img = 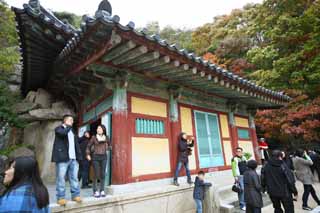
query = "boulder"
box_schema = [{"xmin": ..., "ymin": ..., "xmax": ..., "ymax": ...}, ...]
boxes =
[
  {"xmin": 14, "ymin": 102, "xmax": 40, "ymax": 114},
  {"xmin": 28, "ymin": 108, "xmax": 75, "ymax": 121},
  {"xmin": 9, "ymin": 147, "xmax": 35, "ymax": 158},
  {"xmin": 25, "ymin": 91, "xmax": 37, "ymax": 103},
  {"xmin": 34, "ymin": 88, "xmax": 53, "ymax": 108}
]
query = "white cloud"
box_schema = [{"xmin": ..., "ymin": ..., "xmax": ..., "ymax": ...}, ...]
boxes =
[{"xmin": 9, "ymin": 0, "xmax": 263, "ymax": 29}]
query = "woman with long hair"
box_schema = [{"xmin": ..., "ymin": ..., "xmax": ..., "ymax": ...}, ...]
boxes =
[
  {"xmin": 293, "ymin": 149, "xmax": 320, "ymax": 211},
  {"xmin": 0, "ymin": 156, "xmax": 50, "ymax": 212},
  {"xmin": 86, "ymin": 124, "xmax": 110, "ymax": 198}
]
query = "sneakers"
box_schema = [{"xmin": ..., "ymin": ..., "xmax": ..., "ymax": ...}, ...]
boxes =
[
  {"xmin": 173, "ymin": 180, "xmax": 180, "ymax": 186},
  {"xmin": 94, "ymin": 191, "xmax": 100, "ymax": 198},
  {"xmin": 302, "ymin": 206, "xmax": 313, "ymax": 211},
  {"xmin": 100, "ymin": 191, "xmax": 106, "ymax": 197},
  {"xmin": 72, "ymin": 196, "xmax": 82, "ymax": 203},
  {"xmin": 240, "ymin": 206, "xmax": 246, "ymax": 211},
  {"xmin": 57, "ymin": 199, "xmax": 67, "ymax": 206},
  {"xmin": 187, "ymin": 179, "xmax": 193, "ymax": 184}
]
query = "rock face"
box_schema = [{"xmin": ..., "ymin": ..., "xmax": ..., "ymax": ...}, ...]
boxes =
[
  {"xmin": 0, "ymin": 155, "xmax": 8, "ymax": 196},
  {"xmin": 10, "ymin": 88, "xmax": 76, "ymax": 182}
]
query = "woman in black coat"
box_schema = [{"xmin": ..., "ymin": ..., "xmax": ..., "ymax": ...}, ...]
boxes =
[
  {"xmin": 173, "ymin": 132, "xmax": 194, "ymax": 186},
  {"xmin": 244, "ymin": 160, "xmax": 263, "ymax": 213}
]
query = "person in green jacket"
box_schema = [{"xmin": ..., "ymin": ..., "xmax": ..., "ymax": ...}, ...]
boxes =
[{"xmin": 231, "ymin": 147, "xmax": 248, "ymax": 211}]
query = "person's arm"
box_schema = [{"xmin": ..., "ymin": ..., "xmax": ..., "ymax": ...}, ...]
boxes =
[
  {"xmin": 231, "ymin": 157, "xmax": 240, "ymax": 178},
  {"xmin": 195, "ymin": 178, "xmax": 212, "ymax": 187},
  {"xmin": 55, "ymin": 125, "xmax": 71, "ymax": 137},
  {"xmin": 281, "ymin": 164, "xmax": 298, "ymax": 196},
  {"xmin": 300, "ymin": 155, "xmax": 313, "ymax": 166},
  {"xmin": 253, "ymin": 173, "xmax": 262, "ymax": 191},
  {"xmin": 86, "ymin": 137, "xmax": 94, "ymax": 160}
]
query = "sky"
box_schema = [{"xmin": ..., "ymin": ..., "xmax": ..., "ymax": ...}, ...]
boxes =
[{"xmin": 9, "ymin": 0, "xmax": 263, "ymax": 29}]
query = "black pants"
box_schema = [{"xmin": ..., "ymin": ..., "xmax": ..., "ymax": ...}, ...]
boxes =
[
  {"xmin": 246, "ymin": 204, "xmax": 261, "ymax": 213},
  {"xmin": 270, "ymin": 195, "xmax": 294, "ymax": 213},
  {"xmin": 79, "ymin": 160, "xmax": 90, "ymax": 187},
  {"xmin": 92, "ymin": 158, "xmax": 107, "ymax": 192},
  {"xmin": 302, "ymin": 184, "xmax": 320, "ymax": 207}
]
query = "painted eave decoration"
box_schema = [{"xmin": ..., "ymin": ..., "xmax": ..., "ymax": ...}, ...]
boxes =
[{"xmin": 12, "ymin": 0, "xmax": 291, "ymax": 108}]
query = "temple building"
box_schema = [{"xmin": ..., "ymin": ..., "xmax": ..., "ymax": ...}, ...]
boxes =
[{"xmin": 12, "ymin": 0, "xmax": 290, "ymax": 187}]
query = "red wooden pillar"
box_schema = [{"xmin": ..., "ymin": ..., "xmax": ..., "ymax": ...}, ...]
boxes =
[
  {"xmin": 249, "ymin": 111, "xmax": 260, "ymax": 162},
  {"xmin": 111, "ymin": 75, "xmax": 130, "ymax": 184},
  {"xmin": 168, "ymin": 89, "xmax": 181, "ymax": 175},
  {"xmin": 228, "ymin": 110, "xmax": 238, "ymax": 155}
]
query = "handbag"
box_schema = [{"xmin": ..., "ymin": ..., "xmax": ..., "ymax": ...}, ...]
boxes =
[{"xmin": 232, "ymin": 181, "xmax": 242, "ymax": 193}]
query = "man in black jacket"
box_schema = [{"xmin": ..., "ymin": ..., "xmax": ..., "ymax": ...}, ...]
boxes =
[
  {"xmin": 261, "ymin": 150, "xmax": 298, "ymax": 213},
  {"xmin": 78, "ymin": 131, "xmax": 91, "ymax": 189},
  {"xmin": 51, "ymin": 115, "xmax": 83, "ymax": 206}
]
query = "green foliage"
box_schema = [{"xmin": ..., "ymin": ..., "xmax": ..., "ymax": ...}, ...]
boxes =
[
  {"xmin": 0, "ymin": 1, "xmax": 22, "ymax": 129},
  {"xmin": 244, "ymin": 152, "xmax": 252, "ymax": 160},
  {"xmin": 53, "ymin": 11, "xmax": 81, "ymax": 28},
  {"xmin": 140, "ymin": 21, "xmax": 194, "ymax": 51}
]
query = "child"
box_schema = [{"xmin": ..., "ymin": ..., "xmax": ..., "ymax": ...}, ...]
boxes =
[
  {"xmin": 193, "ymin": 171, "xmax": 212, "ymax": 213},
  {"xmin": 244, "ymin": 160, "xmax": 263, "ymax": 213}
]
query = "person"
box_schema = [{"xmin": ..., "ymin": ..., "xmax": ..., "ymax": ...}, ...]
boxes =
[
  {"xmin": 231, "ymin": 147, "xmax": 247, "ymax": 211},
  {"xmin": 282, "ymin": 151, "xmax": 294, "ymax": 172},
  {"xmin": 258, "ymin": 138, "xmax": 269, "ymax": 165},
  {"xmin": 244, "ymin": 160, "xmax": 263, "ymax": 213},
  {"xmin": 193, "ymin": 171, "xmax": 212, "ymax": 213},
  {"xmin": 308, "ymin": 150, "xmax": 320, "ymax": 182},
  {"xmin": 293, "ymin": 149, "xmax": 320, "ymax": 211},
  {"xmin": 0, "ymin": 156, "xmax": 50, "ymax": 212},
  {"xmin": 78, "ymin": 131, "xmax": 91, "ymax": 189},
  {"xmin": 261, "ymin": 150, "xmax": 297, "ymax": 213},
  {"xmin": 173, "ymin": 132, "xmax": 194, "ymax": 186},
  {"xmin": 51, "ymin": 114, "xmax": 82, "ymax": 206},
  {"xmin": 86, "ymin": 124, "xmax": 110, "ymax": 198}
]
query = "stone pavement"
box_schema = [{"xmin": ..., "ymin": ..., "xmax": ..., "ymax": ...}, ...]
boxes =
[{"xmin": 262, "ymin": 182, "xmax": 320, "ymax": 213}]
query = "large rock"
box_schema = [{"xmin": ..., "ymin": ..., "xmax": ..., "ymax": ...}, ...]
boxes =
[
  {"xmin": 23, "ymin": 120, "xmax": 61, "ymax": 182},
  {"xmin": 9, "ymin": 147, "xmax": 35, "ymax": 158},
  {"xmin": 34, "ymin": 88, "xmax": 53, "ymax": 108},
  {"xmin": 25, "ymin": 91, "xmax": 37, "ymax": 103},
  {"xmin": 28, "ymin": 108, "xmax": 75, "ymax": 120},
  {"xmin": 14, "ymin": 102, "xmax": 40, "ymax": 114}
]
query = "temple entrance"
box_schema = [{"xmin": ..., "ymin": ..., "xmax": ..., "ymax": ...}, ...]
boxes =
[{"xmin": 78, "ymin": 112, "xmax": 112, "ymax": 186}]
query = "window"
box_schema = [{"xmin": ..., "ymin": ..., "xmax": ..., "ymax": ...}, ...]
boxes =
[
  {"xmin": 237, "ymin": 129, "xmax": 250, "ymax": 139},
  {"xmin": 135, "ymin": 118, "xmax": 164, "ymax": 135}
]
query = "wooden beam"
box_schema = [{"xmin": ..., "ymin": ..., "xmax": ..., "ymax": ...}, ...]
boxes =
[
  {"xmin": 102, "ymin": 40, "xmax": 136, "ymax": 62},
  {"xmin": 147, "ymin": 60, "xmax": 180, "ymax": 73},
  {"xmin": 134, "ymin": 56, "xmax": 170, "ymax": 70},
  {"xmin": 68, "ymin": 32, "xmax": 121, "ymax": 75},
  {"xmin": 124, "ymin": 51, "xmax": 160, "ymax": 66},
  {"xmin": 153, "ymin": 63, "xmax": 188, "ymax": 76},
  {"xmin": 112, "ymin": 45, "xmax": 148, "ymax": 65}
]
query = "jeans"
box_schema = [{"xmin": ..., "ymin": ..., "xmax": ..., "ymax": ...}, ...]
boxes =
[
  {"xmin": 56, "ymin": 159, "xmax": 80, "ymax": 200},
  {"xmin": 92, "ymin": 159, "xmax": 107, "ymax": 192},
  {"xmin": 194, "ymin": 199, "xmax": 203, "ymax": 213},
  {"xmin": 302, "ymin": 184, "xmax": 320, "ymax": 207},
  {"xmin": 79, "ymin": 160, "xmax": 90, "ymax": 187},
  {"xmin": 246, "ymin": 204, "xmax": 261, "ymax": 213},
  {"xmin": 174, "ymin": 161, "xmax": 191, "ymax": 180},
  {"xmin": 270, "ymin": 195, "xmax": 294, "ymax": 213},
  {"xmin": 238, "ymin": 175, "xmax": 245, "ymax": 208}
]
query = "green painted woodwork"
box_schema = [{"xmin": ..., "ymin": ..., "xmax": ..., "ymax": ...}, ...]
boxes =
[
  {"xmin": 135, "ymin": 118, "xmax": 164, "ymax": 135},
  {"xmin": 237, "ymin": 129, "xmax": 250, "ymax": 139},
  {"xmin": 194, "ymin": 111, "xmax": 224, "ymax": 168}
]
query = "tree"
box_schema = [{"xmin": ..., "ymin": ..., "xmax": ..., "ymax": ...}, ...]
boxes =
[
  {"xmin": 0, "ymin": 1, "xmax": 22, "ymax": 129},
  {"xmin": 53, "ymin": 11, "xmax": 81, "ymax": 28}
]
